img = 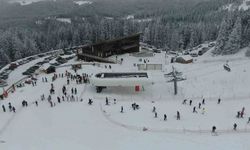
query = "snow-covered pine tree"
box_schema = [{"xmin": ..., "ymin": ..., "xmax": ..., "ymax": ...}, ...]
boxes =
[{"xmin": 223, "ymin": 17, "xmax": 242, "ymax": 55}]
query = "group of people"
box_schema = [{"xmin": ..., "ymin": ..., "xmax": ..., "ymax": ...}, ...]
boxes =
[{"xmin": 2, "ymin": 102, "xmax": 16, "ymax": 113}]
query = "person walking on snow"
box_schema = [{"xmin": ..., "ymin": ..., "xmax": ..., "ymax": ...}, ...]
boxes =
[
  {"xmin": 152, "ymin": 106, "xmax": 156, "ymax": 112},
  {"xmin": 177, "ymin": 111, "xmax": 180, "ymax": 120},
  {"xmin": 164, "ymin": 114, "xmax": 167, "ymax": 121},
  {"xmin": 233, "ymin": 123, "xmax": 237, "ymax": 131},
  {"xmin": 2, "ymin": 105, "xmax": 6, "ymax": 112},
  {"xmin": 154, "ymin": 112, "xmax": 158, "ymax": 118},
  {"xmin": 12, "ymin": 107, "xmax": 16, "ymax": 113},
  {"xmin": 218, "ymin": 98, "xmax": 221, "ymax": 104},
  {"xmin": 202, "ymin": 99, "xmax": 205, "ymax": 105}
]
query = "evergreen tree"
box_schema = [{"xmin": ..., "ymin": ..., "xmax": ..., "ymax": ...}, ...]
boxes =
[{"xmin": 224, "ymin": 17, "xmax": 242, "ymax": 54}]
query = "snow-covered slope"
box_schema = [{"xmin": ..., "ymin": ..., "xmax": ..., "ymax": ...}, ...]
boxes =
[{"xmin": 0, "ymin": 48, "xmax": 250, "ymax": 150}]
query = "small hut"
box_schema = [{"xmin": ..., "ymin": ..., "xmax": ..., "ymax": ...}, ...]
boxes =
[{"xmin": 175, "ymin": 56, "xmax": 193, "ymax": 64}]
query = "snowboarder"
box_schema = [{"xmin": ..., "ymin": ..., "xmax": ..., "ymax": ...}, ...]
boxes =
[
  {"xmin": 177, "ymin": 111, "xmax": 180, "ymax": 120},
  {"xmin": 2, "ymin": 105, "xmax": 6, "ymax": 112},
  {"xmin": 217, "ymin": 98, "xmax": 221, "ymax": 104},
  {"xmin": 233, "ymin": 123, "xmax": 237, "ymax": 131},
  {"xmin": 120, "ymin": 106, "xmax": 123, "ymax": 113},
  {"xmin": 189, "ymin": 100, "xmax": 192, "ymax": 106},
  {"xmin": 202, "ymin": 98, "xmax": 205, "ymax": 105},
  {"xmin": 164, "ymin": 114, "xmax": 167, "ymax": 121}
]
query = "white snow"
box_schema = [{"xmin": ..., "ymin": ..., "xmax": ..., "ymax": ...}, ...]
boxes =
[
  {"xmin": 0, "ymin": 47, "xmax": 250, "ymax": 150},
  {"xmin": 56, "ymin": 18, "xmax": 71, "ymax": 24},
  {"xmin": 73, "ymin": 0, "xmax": 92, "ymax": 6},
  {"xmin": 239, "ymin": 0, "xmax": 250, "ymax": 11},
  {"xmin": 222, "ymin": 0, "xmax": 250, "ymax": 11},
  {"xmin": 8, "ymin": 0, "xmax": 51, "ymax": 5}
]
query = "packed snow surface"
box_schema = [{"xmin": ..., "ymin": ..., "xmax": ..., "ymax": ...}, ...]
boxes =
[
  {"xmin": 0, "ymin": 47, "xmax": 250, "ymax": 150},
  {"xmin": 73, "ymin": 0, "xmax": 92, "ymax": 5}
]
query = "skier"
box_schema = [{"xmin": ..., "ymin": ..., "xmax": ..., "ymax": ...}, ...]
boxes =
[
  {"xmin": 71, "ymin": 88, "xmax": 74, "ymax": 94},
  {"xmin": 35, "ymin": 101, "xmax": 38, "ymax": 106},
  {"xmin": 88, "ymin": 99, "xmax": 93, "ymax": 105},
  {"xmin": 74, "ymin": 88, "xmax": 77, "ymax": 94},
  {"xmin": 57, "ymin": 97, "xmax": 61, "ymax": 103},
  {"xmin": 45, "ymin": 77, "xmax": 48, "ymax": 82},
  {"xmin": 198, "ymin": 103, "xmax": 201, "ymax": 109},
  {"xmin": 67, "ymin": 79, "xmax": 70, "ymax": 85},
  {"xmin": 247, "ymin": 117, "xmax": 250, "ymax": 124},
  {"xmin": 105, "ymin": 97, "xmax": 109, "ymax": 105},
  {"xmin": 8, "ymin": 103, "xmax": 12, "ymax": 112},
  {"xmin": 189, "ymin": 100, "xmax": 192, "ymax": 106},
  {"xmin": 212, "ymin": 126, "xmax": 216, "ymax": 133},
  {"xmin": 154, "ymin": 112, "xmax": 157, "ymax": 118},
  {"xmin": 164, "ymin": 114, "xmax": 167, "ymax": 121},
  {"xmin": 217, "ymin": 98, "xmax": 221, "ymax": 104},
  {"xmin": 177, "ymin": 111, "xmax": 180, "ymax": 120},
  {"xmin": 2, "ymin": 105, "xmax": 6, "ymax": 112},
  {"xmin": 233, "ymin": 123, "xmax": 237, "ymax": 131},
  {"xmin": 12, "ymin": 107, "xmax": 16, "ymax": 113},
  {"xmin": 182, "ymin": 99, "xmax": 187, "ymax": 104},
  {"xmin": 193, "ymin": 106, "xmax": 197, "ymax": 113},
  {"xmin": 114, "ymin": 99, "xmax": 116, "ymax": 104},
  {"xmin": 152, "ymin": 106, "xmax": 156, "ymax": 112},
  {"xmin": 202, "ymin": 98, "xmax": 205, "ymax": 105},
  {"xmin": 120, "ymin": 106, "xmax": 123, "ymax": 113},
  {"xmin": 237, "ymin": 111, "xmax": 241, "ymax": 118}
]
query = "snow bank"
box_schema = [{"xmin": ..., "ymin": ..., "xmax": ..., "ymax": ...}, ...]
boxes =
[{"xmin": 73, "ymin": 1, "xmax": 92, "ymax": 6}]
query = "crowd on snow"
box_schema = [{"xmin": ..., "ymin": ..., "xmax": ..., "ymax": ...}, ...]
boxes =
[{"xmin": 1, "ymin": 69, "xmax": 250, "ymax": 133}]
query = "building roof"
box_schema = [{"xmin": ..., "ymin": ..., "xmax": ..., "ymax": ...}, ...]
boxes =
[{"xmin": 176, "ymin": 55, "xmax": 193, "ymax": 61}]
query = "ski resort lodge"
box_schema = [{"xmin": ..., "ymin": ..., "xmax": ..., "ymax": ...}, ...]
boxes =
[{"xmin": 77, "ymin": 34, "xmax": 140, "ymax": 62}]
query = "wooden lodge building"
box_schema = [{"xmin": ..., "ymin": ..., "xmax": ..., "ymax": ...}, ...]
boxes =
[{"xmin": 77, "ymin": 33, "xmax": 140, "ymax": 63}]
